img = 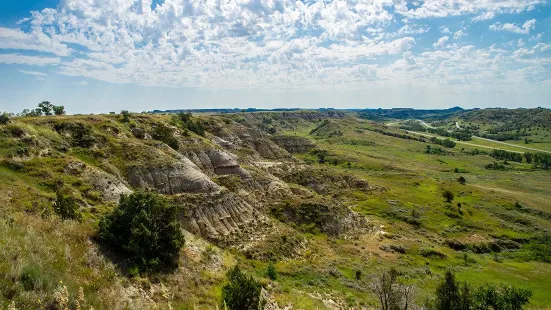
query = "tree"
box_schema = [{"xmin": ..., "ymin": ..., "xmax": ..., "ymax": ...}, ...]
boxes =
[
  {"xmin": 524, "ymin": 152, "xmax": 533, "ymax": 164},
  {"xmin": 54, "ymin": 191, "xmax": 81, "ymax": 221},
  {"xmin": 370, "ymin": 268, "xmax": 401, "ymax": 310},
  {"xmin": 38, "ymin": 101, "xmax": 54, "ymax": 115},
  {"xmin": 457, "ymin": 176, "xmax": 466, "ymax": 185},
  {"xmin": 151, "ymin": 124, "xmax": 179, "ymax": 150},
  {"xmin": 0, "ymin": 112, "xmax": 10, "ymax": 125},
  {"xmin": 435, "ymin": 270, "xmax": 460, "ymax": 310},
  {"xmin": 266, "ymin": 261, "xmax": 277, "ymax": 281},
  {"xmin": 98, "ymin": 191, "xmax": 184, "ymax": 274},
  {"xmin": 472, "ymin": 284, "xmax": 532, "ymax": 310},
  {"xmin": 442, "ymin": 190, "xmax": 454, "ymax": 203},
  {"xmin": 120, "ymin": 110, "xmax": 131, "ymax": 123},
  {"xmin": 52, "ymin": 105, "xmax": 66, "ymax": 115},
  {"xmin": 221, "ymin": 266, "xmax": 264, "ymax": 310}
]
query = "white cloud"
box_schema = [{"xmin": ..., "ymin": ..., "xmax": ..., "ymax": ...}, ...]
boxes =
[
  {"xmin": 72, "ymin": 81, "xmax": 89, "ymax": 86},
  {"xmin": 19, "ymin": 70, "xmax": 47, "ymax": 77},
  {"xmin": 490, "ymin": 19, "xmax": 536, "ymax": 35},
  {"xmin": 433, "ymin": 36, "xmax": 449, "ymax": 48},
  {"xmin": 0, "ymin": 0, "xmax": 548, "ymax": 94},
  {"xmin": 0, "ymin": 54, "xmax": 61, "ymax": 66},
  {"xmin": 0, "ymin": 27, "xmax": 71, "ymax": 56},
  {"xmin": 473, "ymin": 12, "xmax": 496, "ymax": 22},
  {"xmin": 454, "ymin": 30, "xmax": 466, "ymax": 40},
  {"xmin": 395, "ymin": 0, "xmax": 543, "ymax": 19}
]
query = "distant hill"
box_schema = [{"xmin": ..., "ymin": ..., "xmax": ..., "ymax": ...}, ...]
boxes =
[
  {"xmin": 356, "ymin": 107, "xmax": 464, "ymax": 121},
  {"xmin": 454, "ymin": 107, "xmax": 551, "ymax": 128}
]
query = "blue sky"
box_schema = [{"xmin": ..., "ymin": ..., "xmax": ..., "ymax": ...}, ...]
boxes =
[{"xmin": 0, "ymin": 0, "xmax": 550, "ymax": 114}]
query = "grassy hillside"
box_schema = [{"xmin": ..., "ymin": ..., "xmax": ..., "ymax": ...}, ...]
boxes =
[{"xmin": 0, "ymin": 110, "xmax": 550, "ymax": 309}]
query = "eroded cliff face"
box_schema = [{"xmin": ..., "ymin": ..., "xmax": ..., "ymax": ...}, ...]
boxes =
[
  {"xmin": 186, "ymin": 149, "xmax": 251, "ymax": 178},
  {"xmin": 175, "ymin": 190, "xmax": 257, "ymax": 239},
  {"xmin": 127, "ymin": 162, "xmax": 219, "ymax": 195}
]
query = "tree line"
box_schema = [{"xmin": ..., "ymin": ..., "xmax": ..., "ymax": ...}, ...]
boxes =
[
  {"xmin": 490, "ymin": 149, "xmax": 551, "ymax": 169},
  {"xmin": 370, "ymin": 268, "xmax": 532, "ymax": 310}
]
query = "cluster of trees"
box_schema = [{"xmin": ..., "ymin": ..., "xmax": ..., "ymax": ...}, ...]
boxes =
[
  {"xmin": 428, "ymin": 270, "xmax": 532, "ymax": 310},
  {"xmin": 485, "ymin": 162, "xmax": 507, "ymax": 171},
  {"xmin": 531, "ymin": 152, "xmax": 551, "ymax": 169},
  {"xmin": 21, "ymin": 101, "xmax": 65, "ymax": 116},
  {"xmin": 425, "ymin": 145, "xmax": 450, "ymax": 155},
  {"xmin": 425, "ymin": 128, "xmax": 472, "ymax": 141},
  {"xmin": 371, "ymin": 128, "xmax": 427, "ymax": 143},
  {"xmin": 430, "ymin": 137, "xmax": 456, "ymax": 148},
  {"xmin": 175, "ymin": 112, "xmax": 206, "ymax": 136},
  {"xmin": 490, "ymin": 150, "xmax": 523, "ymax": 163},
  {"xmin": 151, "ymin": 124, "xmax": 180, "ymax": 150},
  {"xmin": 369, "ymin": 269, "xmax": 533, "ymax": 310},
  {"xmin": 97, "ymin": 191, "xmax": 184, "ymax": 275}
]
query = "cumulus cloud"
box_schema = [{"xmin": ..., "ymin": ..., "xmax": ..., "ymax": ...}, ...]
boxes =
[
  {"xmin": 0, "ymin": 54, "xmax": 61, "ymax": 66},
  {"xmin": 394, "ymin": 0, "xmax": 543, "ymax": 19},
  {"xmin": 0, "ymin": 0, "xmax": 548, "ymax": 92},
  {"xmin": 454, "ymin": 30, "xmax": 466, "ymax": 40},
  {"xmin": 433, "ymin": 36, "xmax": 449, "ymax": 48},
  {"xmin": 473, "ymin": 12, "xmax": 496, "ymax": 22},
  {"xmin": 490, "ymin": 19, "xmax": 536, "ymax": 35},
  {"xmin": 0, "ymin": 27, "xmax": 71, "ymax": 56}
]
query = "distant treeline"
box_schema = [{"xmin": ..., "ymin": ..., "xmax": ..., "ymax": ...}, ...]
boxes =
[
  {"xmin": 489, "ymin": 149, "xmax": 550, "ymax": 169},
  {"xmin": 369, "ymin": 128, "xmax": 427, "ymax": 142},
  {"xmin": 358, "ymin": 107, "xmax": 464, "ymax": 121},
  {"xmin": 430, "ymin": 137, "xmax": 456, "ymax": 148}
]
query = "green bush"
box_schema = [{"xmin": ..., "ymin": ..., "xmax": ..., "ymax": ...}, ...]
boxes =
[
  {"xmin": 54, "ymin": 191, "xmax": 81, "ymax": 221},
  {"xmin": 151, "ymin": 124, "xmax": 179, "ymax": 150},
  {"xmin": 98, "ymin": 191, "xmax": 184, "ymax": 274},
  {"xmin": 221, "ymin": 266, "xmax": 264, "ymax": 310},
  {"xmin": 266, "ymin": 262, "xmax": 277, "ymax": 280},
  {"xmin": 0, "ymin": 112, "xmax": 10, "ymax": 125}
]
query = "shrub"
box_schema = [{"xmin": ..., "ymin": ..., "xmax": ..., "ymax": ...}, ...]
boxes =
[
  {"xmin": 442, "ymin": 190, "xmax": 454, "ymax": 203},
  {"xmin": 151, "ymin": 124, "xmax": 179, "ymax": 150},
  {"xmin": 0, "ymin": 112, "xmax": 10, "ymax": 125},
  {"xmin": 221, "ymin": 266, "xmax": 264, "ymax": 310},
  {"xmin": 120, "ymin": 110, "xmax": 131, "ymax": 122},
  {"xmin": 266, "ymin": 261, "xmax": 277, "ymax": 280},
  {"xmin": 54, "ymin": 191, "xmax": 81, "ymax": 221},
  {"xmin": 98, "ymin": 191, "xmax": 184, "ymax": 274},
  {"xmin": 457, "ymin": 176, "xmax": 466, "ymax": 185}
]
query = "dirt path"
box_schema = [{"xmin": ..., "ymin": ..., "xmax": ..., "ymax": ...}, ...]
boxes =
[{"xmin": 471, "ymin": 136, "xmax": 551, "ymax": 154}]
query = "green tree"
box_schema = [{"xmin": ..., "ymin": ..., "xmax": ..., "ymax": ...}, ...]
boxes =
[
  {"xmin": 266, "ymin": 261, "xmax": 277, "ymax": 281},
  {"xmin": 221, "ymin": 266, "xmax": 264, "ymax": 310},
  {"xmin": 524, "ymin": 152, "xmax": 533, "ymax": 164},
  {"xmin": 151, "ymin": 124, "xmax": 179, "ymax": 150},
  {"xmin": 442, "ymin": 190, "xmax": 454, "ymax": 203},
  {"xmin": 98, "ymin": 191, "xmax": 184, "ymax": 274},
  {"xmin": 435, "ymin": 270, "xmax": 460, "ymax": 310},
  {"xmin": 472, "ymin": 284, "xmax": 532, "ymax": 310},
  {"xmin": 38, "ymin": 101, "xmax": 54, "ymax": 115},
  {"xmin": 120, "ymin": 110, "xmax": 131, "ymax": 123},
  {"xmin": 0, "ymin": 112, "xmax": 10, "ymax": 125},
  {"xmin": 54, "ymin": 191, "xmax": 81, "ymax": 221},
  {"xmin": 52, "ymin": 105, "xmax": 66, "ymax": 115}
]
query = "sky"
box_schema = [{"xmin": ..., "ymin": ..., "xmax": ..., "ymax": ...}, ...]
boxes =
[{"xmin": 0, "ymin": 0, "xmax": 550, "ymax": 114}]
